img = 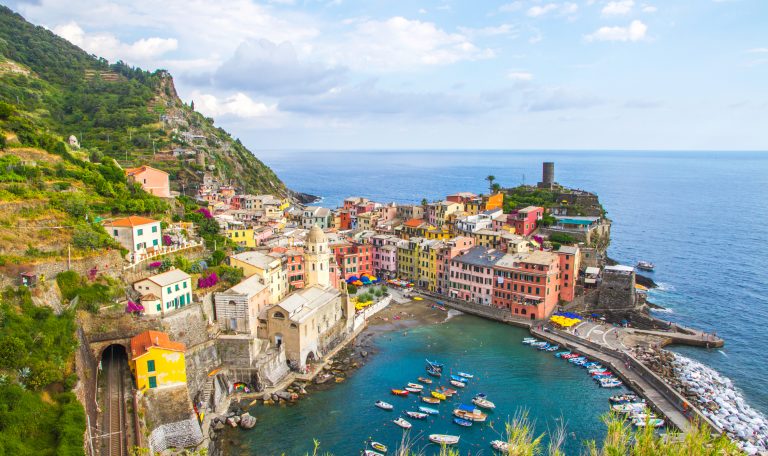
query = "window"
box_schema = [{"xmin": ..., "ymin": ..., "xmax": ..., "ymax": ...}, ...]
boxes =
[
  {"xmin": 183, "ymin": 282, "xmax": 187, "ymax": 289},
  {"xmin": 152, "ymin": 226, "xmax": 158, "ymax": 233},
  {"xmin": 167, "ymin": 286, "xmax": 172, "ymax": 294},
  {"xmin": 137, "ymin": 228, "xmax": 144, "ymax": 236},
  {"xmin": 113, "ymin": 229, "xmax": 118, "ymax": 236},
  {"xmin": 152, "ymin": 239, "xmax": 158, "ymax": 246},
  {"xmin": 175, "ymin": 284, "xmax": 179, "ymax": 291},
  {"xmin": 273, "ymin": 311, "xmax": 285, "ymax": 319},
  {"xmin": 148, "ymin": 376, "xmax": 157, "ymax": 388},
  {"xmin": 147, "ymin": 360, "xmax": 156, "ymax": 372}
]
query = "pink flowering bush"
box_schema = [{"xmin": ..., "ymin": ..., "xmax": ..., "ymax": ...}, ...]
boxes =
[
  {"xmin": 148, "ymin": 261, "xmax": 162, "ymax": 269},
  {"xmin": 162, "ymin": 234, "xmax": 173, "ymax": 246},
  {"xmin": 196, "ymin": 207, "xmax": 213, "ymax": 219},
  {"xmin": 198, "ymin": 272, "xmax": 219, "ymax": 288}
]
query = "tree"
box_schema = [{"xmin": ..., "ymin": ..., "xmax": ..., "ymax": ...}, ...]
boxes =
[
  {"xmin": 491, "ymin": 183, "xmax": 501, "ymax": 193},
  {"xmin": 0, "ymin": 135, "xmax": 6, "ymax": 150},
  {"xmin": 190, "ymin": 100, "xmax": 195, "ymax": 111},
  {"xmin": 486, "ymin": 175, "xmax": 496, "ymax": 194}
]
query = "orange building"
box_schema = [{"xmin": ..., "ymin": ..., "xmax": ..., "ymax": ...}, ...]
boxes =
[
  {"xmin": 125, "ymin": 165, "xmax": 170, "ymax": 198},
  {"xmin": 492, "ymin": 250, "xmax": 562, "ymax": 320}
]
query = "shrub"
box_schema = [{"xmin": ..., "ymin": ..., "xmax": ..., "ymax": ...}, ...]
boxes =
[
  {"xmin": 195, "ymin": 207, "xmax": 212, "ymax": 219},
  {"xmin": 549, "ymin": 232, "xmax": 575, "ymax": 245},
  {"xmin": 218, "ymin": 265, "xmax": 243, "ymax": 285},
  {"xmin": 197, "ymin": 272, "xmax": 219, "ymax": 288},
  {"xmin": 347, "ymin": 284, "xmax": 357, "ymax": 295},
  {"xmin": 210, "ymin": 250, "xmax": 226, "ymax": 266},
  {"xmin": 148, "ymin": 261, "xmax": 162, "ymax": 270},
  {"xmin": 162, "ymin": 234, "xmax": 173, "ymax": 246}
]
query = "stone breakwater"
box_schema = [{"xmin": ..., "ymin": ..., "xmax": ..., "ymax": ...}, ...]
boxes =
[{"xmin": 672, "ymin": 354, "xmax": 768, "ymax": 454}]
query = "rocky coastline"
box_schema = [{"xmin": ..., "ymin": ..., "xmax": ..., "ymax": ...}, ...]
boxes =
[{"xmin": 636, "ymin": 348, "xmax": 767, "ymax": 454}]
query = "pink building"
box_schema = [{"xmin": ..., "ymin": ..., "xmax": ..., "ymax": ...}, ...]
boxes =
[
  {"xmin": 512, "ymin": 206, "xmax": 544, "ymax": 236},
  {"xmin": 449, "ymin": 246, "xmax": 504, "ymax": 305},
  {"xmin": 492, "ymin": 250, "xmax": 561, "ymax": 320},
  {"xmin": 446, "ymin": 192, "xmax": 477, "ymax": 204},
  {"xmin": 557, "ymin": 245, "xmax": 581, "ymax": 302},
  {"xmin": 372, "ymin": 234, "xmax": 400, "ymax": 278},
  {"xmin": 436, "ymin": 236, "xmax": 475, "ymax": 294},
  {"xmin": 375, "ymin": 204, "xmax": 398, "ymax": 223},
  {"xmin": 254, "ymin": 226, "xmax": 274, "ymax": 245},
  {"xmin": 125, "ymin": 165, "xmax": 170, "ymax": 198}
]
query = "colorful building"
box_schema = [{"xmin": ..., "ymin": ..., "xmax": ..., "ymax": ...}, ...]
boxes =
[
  {"xmin": 229, "ymin": 251, "xmax": 288, "ymax": 304},
  {"xmin": 512, "ymin": 206, "xmax": 544, "ymax": 236},
  {"xmin": 435, "ymin": 236, "xmax": 475, "ymax": 294},
  {"xmin": 557, "ymin": 245, "xmax": 581, "ymax": 302},
  {"xmin": 448, "ymin": 246, "xmax": 504, "ymax": 305},
  {"xmin": 104, "ymin": 215, "xmax": 162, "ymax": 259},
  {"xmin": 427, "ymin": 201, "xmax": 463, "ymax": 229},
  {"xmin": 225, "ymin": 228, "xmax": 256, "ymax": 248},
  {"xmin": 330, "ymin": 241, "xmax": 373, "ymax": 280},
  {"xmin": 133, "ymin": 269, "xmax": 193, "ymax": 316},
  {"xmin": 400, "ymin": 218, "xmax": 433, "ymax": 239},
  {"xmin": 129, "ymin": 330, "xmax": 187, "ymax": 390},
  {"xmin": 492, "ymin": 250, "xmax": 561, "ymax": 320},
  {"xmin": 213, "ymin": 274, "xmax": 270, "ymax": 334},
  {"xmin": 270, "ymin": 247, "xmax": 306, "ymax": 291},
  {"xmin": 125, "ymin": 165, "xmax": 170, "ymax": 198}
]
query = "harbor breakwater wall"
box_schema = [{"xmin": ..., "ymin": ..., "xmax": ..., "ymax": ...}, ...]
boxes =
[{"xmin": 414, "ymin": 290, "xmax": 532, "ymax": 329}]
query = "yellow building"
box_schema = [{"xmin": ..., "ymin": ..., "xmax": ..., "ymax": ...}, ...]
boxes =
[
  {"xmin": 417, "ymin": 240, "xmax": 442, "ymax": 291},
  {"xmin": 225, "ymin": 228, "xmax": 256, "ymax": 248},
  {"xmin": 129, "ymin": 330, "xmax": 187, "ymax": 390},
  {"xmin": 229, "ymin": 251, "xmax": 287, "ymax": 304},
  {"xmin": 396, "ymin": 238, "xmax": 419, "ymax": 282},
  {"xmin": 425, "ymin": 227, "xmax": 452, "ymax": 240}
]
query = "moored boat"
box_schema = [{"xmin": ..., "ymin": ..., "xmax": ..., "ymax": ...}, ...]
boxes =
[
  {"xmin": 609, "ymin": 394, "xmax": 641, "ymax": 404},
  {"xmin": 418, "ymin": 406, "xmax": 439, "ymax": 415},
  {"xmin": 612, "ymin": 402, "xmax": 646, "ymax": 414},
  {"xmin": 422, "ymin": 396, "xmax": 440, "ymax": 404},
  {"xmin": 375, "ymin": 400, "xmax": 394, "ymax": 410},
  {"xmin": 458, "ymin": 372, "xmax": 473, "ymax": 379},
  {"xmin": 437, "ymin": 387, "xmax": 454, "ymax": 397},
  {"xmin": 472, "ymin": 396, "xmax": 496, "ymax": 410},
  {"xmin": 450, "ymin": 374, "xmax": 465, "ymax": 382},
  {"xmin": 453, "ymin": 404, "xmax": 488, "ymax": 422},
  {"xmin": 427, "ymin": 368, "xmax": 442, "ymax": 377},
  {"xmin": 417, "ymin": 377, "xmax": 433, "ymax": 384},
  {"xmin": 425, "ymin": 359, "xmax": 444, "ymax": 369},
  {"xmin": 393, "ymin": 417, "xmax": 412, "ymax": 429},
  {"xmin": 429, "ymin": 434, "xmax": 460, "ymax": 445},
  {"xmin": 636, "ymin": 261, "xmax": 655, "ymax": 271},
  {"xmin": 453, "ymin": 417, "xmax": 473, "ymax": 427},
  {"xmin": 555, "ymin": 351, "xmax": 571, "ymax": 358},
  {"xmin": 405, "ymin": 387, "xmax": 421, "ymax": 394},
  {"xmin": 450, "ymin": 380, "xmax": 466, "ymax": 388},
  {"xmin": 405, "ymin": 411, "xmax": 428, "ymax": 419},
  {"xmin": 391, "ymin": 389, "xmax": 409, "ymax": 397},
  {"xmin": 407, "ymin": 382, "xmax": 424, "ymax": 390},
  {"xmin": 431, "ymin": 391, "xmax": 447, "ymax": 400},
  {"xmin": 546, "ymin": 345, "xmax": 560, "ymax": 352},
  {"xmin": 371, "ymin": 442, "xmax": 388, "ymax": 452},
  {"xmin": 599, "ymin": 378, "xmax": 623, "ymax": 388},
  {"xmin": 491, "ymin": 440, "xmax": 510, "ymax": 452},
  {"xmin": 364, "ymin": 450, "xmax": 384, "ymax": 456},
  {"xmin": 522, "ymin": 337, "xmax": 538, "ymax": 345},
  {"xmin": 632, "ymin": 417, "xmax": 664, "ymax": 428}
]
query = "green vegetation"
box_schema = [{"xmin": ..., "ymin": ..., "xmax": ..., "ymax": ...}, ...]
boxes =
[
  {"xmin": 548, "ymin": 232, "xmax": 575, "ymax": 245},
  {"xmin": 0, "ymin": 287, "xmax": 85, "ymax": 455},
  {"xmin": 56, "ymin": 270, "xmax": 122, "ymax": 313},
  {"xmin": 356, "ymin": 292, "xmax": 373, "ymax": 303},
  {"xmin": 347, "ymin": 284, "xmax": 358, "ymax": 295},
  {"xmin": 502, "ymin": 186, "xmax": 557, "ymax": 213}
]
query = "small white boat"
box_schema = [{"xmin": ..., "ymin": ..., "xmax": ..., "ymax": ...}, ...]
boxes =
[
  {"xmin": 450, "ymin": 380, "xmax": 466, "ymax": 388},
  {"xmin": 599, "ymin": 379, "xmax": 623, "ymax": 388},
  {"xmin": 407, "ymin": 382, "xmax": 424, "ymax": 390},
  {"xmin": 458, "ymin": 372, "xmax": 473, "ymax": 379},
  {"xmin": 405, "ymin": 387, "xmax": 422, "ymax": 394},
  {"xmin": 393, "ymin": 417, "xmax": 412, "ymax": 429},
  {"xmin": 636, "ymin": 261, "xmax": 654, "ymax": 271},
  {"xmin": 491, "ymin": 440, "xmax": 509, "ymax": 452},
  {"xmin": 612, "ymin": 403, "xmax": 646, "ymax": 414},
  {"xmin": 472, "ymin": 396, "xmax": 496, "ymax": 409},
  {"xmin": 364, "ymin": 451, "xmax": 384, "ymax": 456},
  {"xmin": 429, "ymin": 434, "xmax": 460, "ymax": 445},
  {"xmin": 371, "ymin": 441, "xmax": 388, "ymax": 452},
  {"xmin": 405, "ymin": 411, "xmax": 428, "ymax": 419},
  {"xmin": 522, "ymin": 338, "xmax": 538, "ymax": 345},
  {"xmin": 375, "ymin": 400, "xmax": 394, "ymax": 410},
  {"xmin": 633, "ymin": 417, "xmax": 665, "ymax": 428}
]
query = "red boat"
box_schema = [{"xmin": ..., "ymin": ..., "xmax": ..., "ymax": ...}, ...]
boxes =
[
  {"xmin": 562, "ymin": 353, "xmax": 580, "ymax": 359},
  {"xmin": 391, "ymin": 389, "xmax": 410, "ymax": 397}
]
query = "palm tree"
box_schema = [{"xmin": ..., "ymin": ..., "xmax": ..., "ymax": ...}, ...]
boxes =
[
  {"xmin": 486, "ymin": 175, "xmax": 496, "ymax": 194},
  {"xmin": 491, "ymin": 183, "xmax": 502, "ymax": 194}
]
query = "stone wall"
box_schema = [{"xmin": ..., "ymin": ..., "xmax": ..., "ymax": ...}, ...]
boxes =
[
  {"xmin": 185, "ymin": 340, "xmax": 220, "ymax": 403},
  {"xmin": 162, "ymin": 303, "xmax": 213, "ymax": 348},
  {"xmin": 147, "ymin": 417, "xmax": 204, "ymax": 453},
  {"xmin": 217, "ymin": 335, "xmax": 261, "ymax": 367},
  {"xmin": 0, "ymin": 249, "xmax": 124, "ymax": 287},
  {"xmin": 416, "ymin": 290, "xmax": 533, "ymax": 327},
  {"xmin": 596, "ymin": 269, "xmax": 636, "ymax": 310}
]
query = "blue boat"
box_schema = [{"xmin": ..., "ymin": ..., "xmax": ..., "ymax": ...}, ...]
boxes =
[
  {"xmin": 419, "ymin": 406, "xmax": 439, "ymax": 415},
  {"xmin": 450, "ymin": 375, "xmax": 465, "ymax": 382},
  {"xmin": 458, "ymin": 372, "xmax": 473, "ymax": 379},
  {"xmin": 427, "ymin": 368, "xmax": 442, "ymax": 377},
  {"xmin": 453, "ymin": 417, "xmax": 473, "ymax": 427},
  {"xmin": 425, "ymin": 359, "xmax": 444, "ymax": 369},
  {"xmin": 555, "ymin": 351, "xmax": 571, "ymax": 358}
]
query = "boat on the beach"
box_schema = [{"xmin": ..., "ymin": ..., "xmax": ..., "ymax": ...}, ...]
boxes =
[
  {"xmin": 458, "ymin": 372, "xmax": 473, "ymax": 379},
  {"xmin": 393, "ymin": 417, "xmax": 412, "ymax": 429},
  {"xmin": 375, "ymin": 401, "xmax": 394, "ymax": 410},
  {"xmin": 422, "ymin": 396, "xmax": 440, "ymax": 404},
  {"xmin": 364, "ymin": 450, "xmax": 384, "ymax": 456},
  {"xmin": 405, "ymin": 411, "xmax": 428, "ymax": 419},
  {"xmin": 431, "ymin": 391, "xmax": 447, "ymax": 400},
  {"xmin": 405, "ymin": 387, "xmax": 422, "ymax": 394},
  {"xmin": 450, "ymin": 380, "xmax": 466, "ymax": 388},
  {"xmin": 453, "ymin": 404, "xmax": 488, "ymax": 422},
  {"xmin": 472, "ymin": 396, "xmax": 496, "ymax": 410},
  {"xmin": 391, "ymin": 389, "xmax": 409, "ymax": 397},
  {"xmin": 419, "ymin": 406, "xmax": 439, "ymax": 415},
  {"xmin": 453, "ymin": 417, "xmax": 473, "ymax": 427},
  {"xmin": 491, "ymin": 440, "xmax": 510, "ymax": 452},
  {"xmin": 371, "ymin": 442, "xmax": 388, "ymax": 452},
  {"xmin": 417, "ymin": 377, "xmax": 433, "ymax": 384},
  {"xmin": 407, "ymin": 382, "xmax": 424, "ymax": 390},
  {"xmin": 429, "ymin": 434, "xmax": 460, "ymax": 445},
  {"xmin": 636, "ymin": 261, "xmax": 655, "ymax": 271}
]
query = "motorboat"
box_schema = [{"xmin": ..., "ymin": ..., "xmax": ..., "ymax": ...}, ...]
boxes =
[
  {"xmin": 537, "ymin": 343, "xmax": 551, "ymax": 350},
  {"xmin": 458, "ymin": 372, "xmax": 473, "ymax": 379},
  {"xmin": 405, "ymin": 411, "xmax": 428, "ymax": 419},
  {"xmin": 371, "ymin": 442, "xmax": 388, "ymax": 453},
  {"xmin": 391, "ymin": 389, "xmax": 409, "ymax": 397},
  {"xmin": 546, "ymin": 345, "xmax": 560, "ymax": 352},
  {"xmin": 453, "ymin": 404, "xmax": 488, "ymax": 422},
  {"xmin": 522, "ymin": 337, "xmax": 538, "ymax": 345},
  {"xmin": 364, "ymin": 451, "xmax": 384, "ymax": 456},
  {"xmin": 453, "ymin": 417, "xmax": 473, "ymax": 427},
  {"xmin": 612, "ymin": 403, "xmax": 646, "ymax": 414},
  {"xmin": 636, "ymin": 261, "xmax": 655, "ymax": 271},
  {"xmin": 562, "ymin": 353, "xmax": 580, "ymax": 359},
  {"xmin": 393, "ymin": 417, "xmax": 412, "ymax": 429},
  {"xmin": 609, "ymin": 394, "xmax": 642, "ymax": 404},
  {"xmin": 472, "ymin": 396, "xmax": 496, "ymax": 410},
  {"xmin": 633, "ymin": 417, "xmax": 664, "ymax": 428},
  {"xmin": 405, "ymin": 387, "xmax": 422, "ymax": 394},
  {"xmin": 422, "ymin": 396, "xmax": 440, "ymax": 404},
  {"xmin": 375, "ymin": 401, "xmax": 394, "ymax": 410},
  {"xmin": 427, "ymin": 368, "xmax": 442, "ymax": 377},
  {"xmin": 431, "ymin": 391, "xmax": 447, "ymax": 400},
  {"xmin": 554, "ymin": 351, "xmax": 571, "ymax": 358},
  {"xmin": 599, "ymin": 378, "xmax": 623, "ymax": 388},
  {"xmin": 491, "ymin": 440, "xmax": 509, "ymax": 452},
  {"xmin": 426, "ymin": 359, "xmax": 444, "ymax": 369},
  {"xmin": 417, "ymin": 377, "xmax": 433, "ymax": 384},
  {"xmin": 429, "ymin": 434, "xmax": 460, "ymax": 445},
  {"xmin": 407, "ymin": 382, "xmax": 424, "ymax": 390},
  {"xmin": 418, "ymin": 406, "xmax": 439, "ymax": 415},
  {"xmin": 450, "ymin": 380, "xmax": 466, "ymax": 388}
]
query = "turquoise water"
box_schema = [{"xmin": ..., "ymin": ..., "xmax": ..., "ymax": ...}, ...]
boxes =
[{"xmin": 230, "ymin": 315, "xmax": 625, "ymax": 455}]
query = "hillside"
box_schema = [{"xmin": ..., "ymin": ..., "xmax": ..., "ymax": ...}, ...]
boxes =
[{"xmin": 0, "ymin": 5, "xmax": 286, "ymax": 197}]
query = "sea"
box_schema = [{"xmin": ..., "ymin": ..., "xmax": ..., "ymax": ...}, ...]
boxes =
[{"xmin": 232, "ymin": 150, "xmax": 768, "ymax": 454}]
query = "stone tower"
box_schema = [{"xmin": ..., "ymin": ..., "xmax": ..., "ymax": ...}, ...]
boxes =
[{"xmin": 305, "ymin": 225, "xmax": 330, "ymax": 287}]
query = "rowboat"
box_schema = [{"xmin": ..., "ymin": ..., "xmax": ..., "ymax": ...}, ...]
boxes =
[
  {"xmin": 453, "ymin": 417, "xmax": 473, "ymax": 427},
  {"xmin": 422, "ymin": 396, "xmax": 440, "ymax": 404},
  {"xmin": 427, "ymin": 368, "xmax": 442, "ymax": 377},
  {"xmin": 364, "ymin": 451, "xmax": 384, "ymax": 456},
  {"xmin": 418, "ymin": 406, "xmax": 439, "ymax": 415},
  {"xmin": 599, "ymin": 378, "xmax": 623, "ymax": 388},
  {"xmin": 609, "ymin": 394, "xmax": 642, "ymax": 404},
  {"xmin": 405, "ymin": 411, "xmax": 428, "ymax": 419},
  {"xmin": 554, "ymin": 351, "xmax": 571, "ymax": 357},
  {"xmin": 371, "ymin": 442, "xmax": 388, "ymax": 452},
  {"xmin": 450, "ymin": 375, "xmax": 465, "ymax": 382},
  {"xmin": 546, "ymin": 345, "xmax": 560, "ymax": 352},
  {"xmin": 450, "ymin": 380, "xmax": 466, "ymax": 388},
  {"xmin": 437, "ymin": 386, "xmax": 456, "ymax": 396},
  {"xmin": 457, "ymin": 372, "xmax": 473, "ymax": 379},
  {"xmin": 393, "ymin": 417, "xmax": 412, "ymax": 429},
  {"xmin": 453, "ymin": 404, "xmax": 488, "ymax": 422},
  {"xmin": 632, "ymin": 417, "xmax": 664, "ymax": 428},
  {"xmin": 429, "ymin": 434, "xmax": 460, "ymax": 445},
  {"xmin": 407, "ymin": 382, "xmax": 424, "ymax": 390},
  {"xmin": 472, "ymin": 396, "xmax": 496, "ymax": 410},
  {"xmin": 425, "ymin": 359, "xmax": 444, "ymax": 369},
  {"xmin": 375, "ymin": 401, "xmax": 393, "ymax": 410},
  {"xmin": 417, "ymin": 377, "xmax": 433, "ymax": 384},
  {"xmin": 431, "ymin": 391, "xmax": 447, "ymax": 400},
  {"xmin": 405, "ymin": 387, "xmax": 422, "ymax": 394},
  {"xmin": 391, "ymin": 389, "xmax": 409, "ymax": 397},
  {"xmin": 491, "ymin": 440, "xmax": 510, "ymax": 452}
]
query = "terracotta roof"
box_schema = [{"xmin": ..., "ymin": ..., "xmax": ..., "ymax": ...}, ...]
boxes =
[
  {"xmin": 130, "ymin": 330, "xmax": 186, "ymax": 359},
  {"xmin": 139, "ymin": 293, "xmax": 160, "ymax": 301},
  {"xmin": 125, "ymin": 165, "xmax": 169, "ymax": 176},
  {"xmin": 404, "ymin": 218, "xmax": 425, "ymax": 228},
  {"xmin": 103, "ymin": 215, "xmax": 159, "ymax": 228}
]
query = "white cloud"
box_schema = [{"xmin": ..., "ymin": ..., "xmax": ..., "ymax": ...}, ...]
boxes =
[
  {"xmin": 508, "ymin": 71, "xmax": 533, "ymax": 81},
  {"xmin": 337, "ymin": 17, "xmax": 494, "ymax": 70},
  {"xmin": 192, "ymin": 91, "xmax": 278, "ymax": 119},
  {"xmin": 585, "ymin": 20, "xmax": 648, "ymax": 42},
  {"xmin": 527, "ymin": 4, "xmax": 559, "ymax": 17},
  {"xmin": 601, "ymin": 0, "xmax": 634, "ymax": 16},
  {"xmin": 418, "ymin": 8, "xmax": 428, "ymax": 14},
  {"xmin": 499, "ymin": 1, "xmax": 524, "ymax": 12},
  {"xmin": 458, "ymin": 24, "xmax": 518, "ymax": 38},
  {"xmin": 52, "ymin": 21, "xmax": 177, "ymax": 64},
  {"xmin": 527, "ymin": 2, "xmax": 578, "ymax": 18},
  {"xmin": 641, "ymin": 4, "xmax": 657, "ymax": 13}
]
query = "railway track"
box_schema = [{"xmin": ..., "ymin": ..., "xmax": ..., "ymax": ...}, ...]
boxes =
[{"xmin": 102, "ymin": 348, "xmax": 127, "ymax": 456}]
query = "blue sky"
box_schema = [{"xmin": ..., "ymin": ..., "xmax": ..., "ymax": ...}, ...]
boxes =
[{"xmin": 5, "ymin": 0, "xmax": 768, "ymax": 150}]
